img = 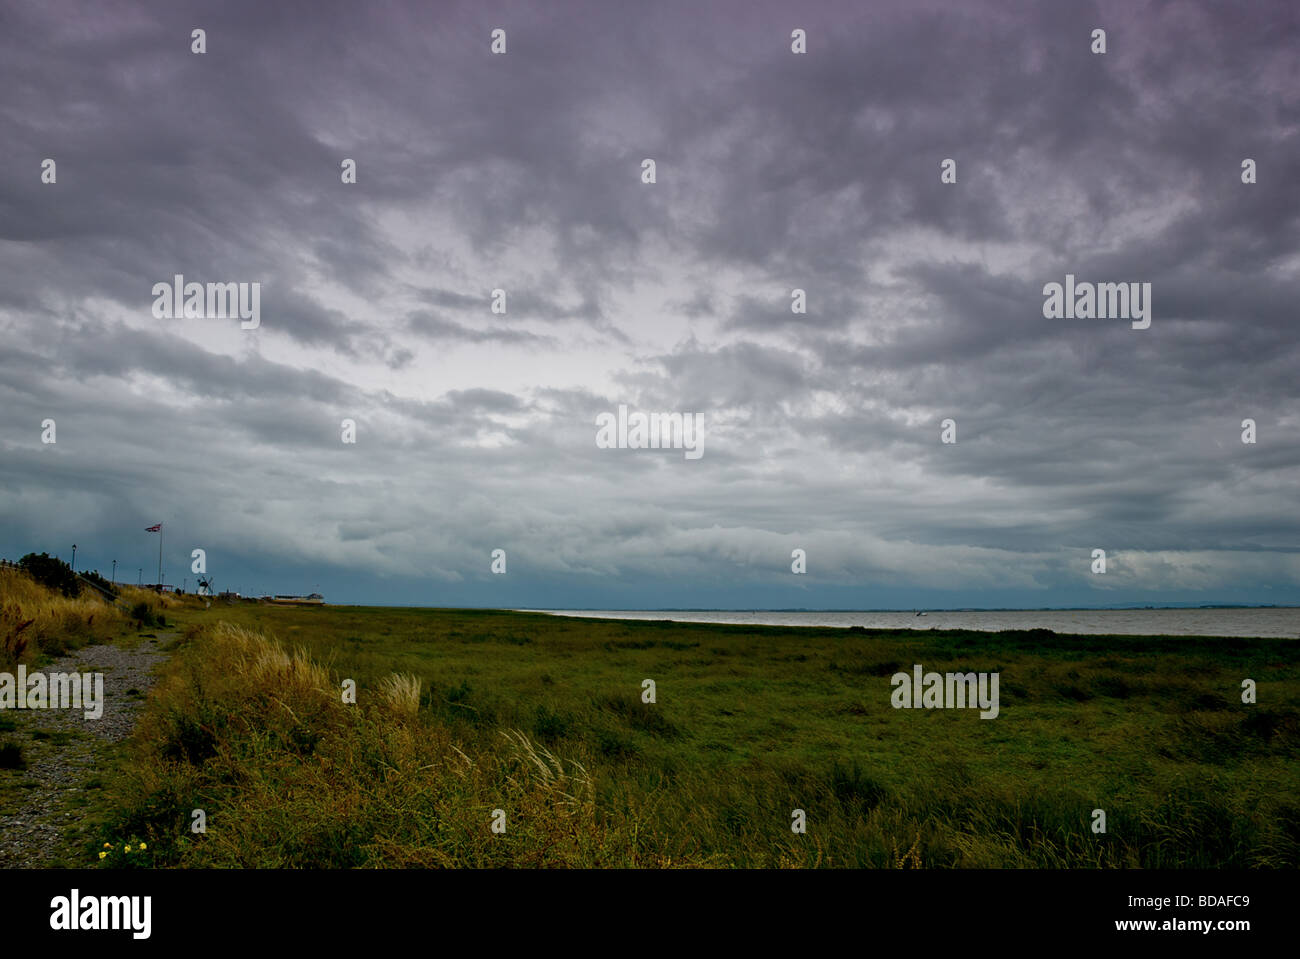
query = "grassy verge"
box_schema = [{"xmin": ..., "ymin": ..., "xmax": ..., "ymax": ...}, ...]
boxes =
[
  {"xmin": 0, "ymin": 566, "xmax": 130, "ymax": 667},
  {"xmin": 94, "ymin": 605, "xmax": 1300, "ymax": 867}
]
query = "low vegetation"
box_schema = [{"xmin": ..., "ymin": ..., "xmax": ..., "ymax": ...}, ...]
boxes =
[
  {"xmin": 0, "ymin": 565, "xmax": 126, "ymax": 666},
  {"xmin": 96, "ymin": 604, "xmax": 1300, "ymax": 868}
]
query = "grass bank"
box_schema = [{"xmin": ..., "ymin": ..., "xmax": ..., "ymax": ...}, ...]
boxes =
[{"xmin": 0, "ymin": 566, "xmax": 137, "ymax": 667}]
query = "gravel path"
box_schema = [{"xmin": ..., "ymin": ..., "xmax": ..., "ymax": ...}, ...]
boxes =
[{"xmin": 0, "ymin": 633, "xmax": 174, "ymax": 867}]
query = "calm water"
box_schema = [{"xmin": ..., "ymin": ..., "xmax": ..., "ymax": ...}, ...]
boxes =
[{"xmin": 531, "ymin": 608, "xmax": 1300, "ymax": 639}]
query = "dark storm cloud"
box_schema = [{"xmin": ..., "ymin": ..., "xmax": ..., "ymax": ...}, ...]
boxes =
[{"xmin": 1, "ymin": 0, "xmax": 1297, "ymax": 607}]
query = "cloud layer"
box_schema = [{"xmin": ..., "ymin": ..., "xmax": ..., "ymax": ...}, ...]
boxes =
[{"xmin": 2, "ymin": 0, "xmax": 1297, "ymax": 608}]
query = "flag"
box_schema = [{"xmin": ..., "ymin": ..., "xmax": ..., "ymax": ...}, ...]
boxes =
[{"xmin": 145, "ymin": 524, "xmax": 162, "ymax": 532}]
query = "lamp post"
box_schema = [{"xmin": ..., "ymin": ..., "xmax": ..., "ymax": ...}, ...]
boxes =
[
  {"xmin": 111, "ymin": 560, "xmax": 116, "ymax": 585},
  {"xmin": 71, "ymin": 544, "xmax": 77, "ymax": 572}
]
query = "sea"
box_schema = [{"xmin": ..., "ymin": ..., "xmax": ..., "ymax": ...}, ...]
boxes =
[{"xmin": 528, "ymin": 607, "xmax": 1300, "ymax": 639}]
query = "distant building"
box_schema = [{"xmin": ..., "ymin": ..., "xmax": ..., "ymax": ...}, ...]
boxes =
[{"xmin": 270, "ymin": 594, "xmax": 325, "ymax": 605}]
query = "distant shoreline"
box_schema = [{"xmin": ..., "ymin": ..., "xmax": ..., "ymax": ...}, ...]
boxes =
[
  {"xmin": 518, "ymin": 607, "xmax": 1300, "ymax": 640},
  {"xmin": 517, "ymin": 604, "xmax": 1299, "ymax": 613}
]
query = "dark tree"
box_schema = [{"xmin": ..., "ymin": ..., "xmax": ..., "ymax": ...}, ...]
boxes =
[{"xmin": 18, "ymin": 552, "xmax": 78, "ymax": 597}]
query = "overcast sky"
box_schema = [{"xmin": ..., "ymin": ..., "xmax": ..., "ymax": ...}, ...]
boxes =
[{"xmin": 2, "ymin": 0, "xmax": 1297, "ymax": 609}]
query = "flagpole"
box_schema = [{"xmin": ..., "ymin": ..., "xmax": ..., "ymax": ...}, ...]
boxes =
[{"xmin": 157, "ymin": 523, "xmax": 163, "ymax": 591}]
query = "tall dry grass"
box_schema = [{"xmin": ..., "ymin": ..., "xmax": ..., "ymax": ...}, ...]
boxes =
[
  {"xmin": 116, "ymin": 585, "xmax": 184, "ymax": 610},
  {"xmin": 110, "ymin": 622, "xmax": 661, "ymax": 867},
  {"xmin": 0, "ymin": 566, "xmax": 125, "ymax": 665}
]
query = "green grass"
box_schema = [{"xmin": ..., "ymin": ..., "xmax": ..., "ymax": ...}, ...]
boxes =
[{"xmin": 94, "ymin": 604, "xmax": 1300, "ymax": 868}]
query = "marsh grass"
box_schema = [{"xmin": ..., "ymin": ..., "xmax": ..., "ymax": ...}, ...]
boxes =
[{"xmin": 96, "ymin": 606, "xmax": 1300, "ymax": 868}]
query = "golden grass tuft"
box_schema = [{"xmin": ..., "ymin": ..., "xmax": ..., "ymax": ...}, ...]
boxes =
[
  {"xmin": 376, "ymin": 672, "xmax": 422, "ymax": 718},
  {"xmin": 499, "ymin": 727, "xmax": 593, "ymax": 806},
  {"xmin": 221, "ymin": 623, "xmax": 334, "ymax": 696}
]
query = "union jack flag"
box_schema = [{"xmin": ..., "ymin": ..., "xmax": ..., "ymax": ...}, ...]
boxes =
[{"xmin": 145, "ymin": 524, "xmax": 162, "ymax": 532}]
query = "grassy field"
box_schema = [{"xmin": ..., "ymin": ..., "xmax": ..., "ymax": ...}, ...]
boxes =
[{"xmin": 86, "ymin": 600, "xmax": 1300, "ymax": 868}]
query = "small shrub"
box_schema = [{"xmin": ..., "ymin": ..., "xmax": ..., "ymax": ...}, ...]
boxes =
[
  {"xmin": 1092, "ymin": 675, "xmax": 1133, "ymax": 699},
  {"xmin": 829, "ymin": 760, "xmax": 890, "ymax": 813},
  {"xmin": 0, "ymin": 741, "xmax": 26, "ymax": 770},
  {"xmin": 595, "ymin": 727, "xmax": 638, "ymax": 757},
  {"xmin": 159, "ymin": 715, "xmax": 218, "ymax": 765},
  {"xmin": 596, "ymin": 693, "xmax": 680, "ymax": 738},
  {"xmin": 79, "ymin": 569, "xmax": 118, "ymax": 599},
  {"xmin": 533, "ymin": 705, "xmax": 571, "ymax": 742},
  {"xmin": 129, "ymin": 602, "xmax": 160, "ymax": 627}
]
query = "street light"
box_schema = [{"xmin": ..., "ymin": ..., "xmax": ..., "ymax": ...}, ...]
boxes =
[
  {"xmin": 111, "ymin": 560, "xmax": 116, "ymax": 585},
  {"xmin": 71, "ymin": 544, "xmax": 77, "ymax": 572}
]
